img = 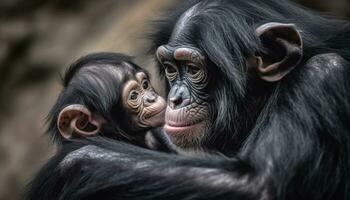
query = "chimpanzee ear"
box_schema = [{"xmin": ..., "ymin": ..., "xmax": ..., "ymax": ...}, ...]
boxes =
[
  {"xmin": 252, "ymin": 22, "xmax": 303, "ymax": 82},
  {"xmin": 57, "ymin": 104, "xmax": 105, "ymax": 139}
]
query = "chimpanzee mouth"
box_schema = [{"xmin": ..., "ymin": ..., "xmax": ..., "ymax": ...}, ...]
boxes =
[
  {"xmin": 145, "ymin": 109, "xmax": 165, "ymax": 120},
  {"xmin": 165, "ymin": 119, "xmax": 204, "ymax": 127},
  {"xmin": 164, "ymin": 121, "xmax": 205, "ymax": 135},
  {"xmin": 164, "ymin": 105, "xmax": 208, "ymax": 135},
  {"xmin": 143, "ymin": 99, "xmax": 167, "ymax": 120},
  {"xmin": 141, "ymin": 109, "xmax": 166, "ymax": 128}
]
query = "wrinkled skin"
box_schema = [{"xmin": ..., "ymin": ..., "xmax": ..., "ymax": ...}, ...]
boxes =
[
  {"xmin": 122, "ymin": 71, "xmax": 167, "ymax": 131},
  {"xmin": 156, "ymin": 46, "xmax": 212, "ymax": 149}
]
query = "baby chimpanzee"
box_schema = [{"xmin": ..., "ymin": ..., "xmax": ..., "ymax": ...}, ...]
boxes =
[{"xmin": 48, "ymin": 52, "xmax": 175, "ymax": 152}]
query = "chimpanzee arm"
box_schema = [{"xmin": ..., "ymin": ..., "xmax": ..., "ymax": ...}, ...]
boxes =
[{"xmin": 44, "ymin": 138, "xmax": 271, "ymax": 200}]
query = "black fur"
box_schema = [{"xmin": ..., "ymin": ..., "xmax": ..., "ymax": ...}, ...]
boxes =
[
  {"xmin": 27, "ymin": 0, "xmax": 350, "ymax": 200},
  {"xmin": 151, "ymin": 0, "xmax": 350, "ymax": 153}
]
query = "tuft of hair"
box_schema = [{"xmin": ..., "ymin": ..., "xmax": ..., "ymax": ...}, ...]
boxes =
[{"xmin": 62, "ymin": 53, "xmax": 136, "ymax": 87}]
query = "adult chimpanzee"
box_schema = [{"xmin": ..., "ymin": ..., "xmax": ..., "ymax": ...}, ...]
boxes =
[
  {"xmin": 153, "ymin": 0, "xmax": 350, "ymax": 154},
  {"xmin": 27, "ymin": 0, "xmax": 350, "ymax": 200},
  {"xmin": 47, "ymin": 52, "xmax": 174, "ymax": 150}
]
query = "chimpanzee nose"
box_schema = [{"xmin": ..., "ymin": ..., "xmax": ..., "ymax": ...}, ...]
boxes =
[
  {"xmin": 168, "ymin": 85, "xmax": 190, "ymax": 109},
  {"xmin": 143, "ymin": 92, "xmax": 157, "ymax": 107},
  {"xmin": 169, "ymin": 96, "xmax": 183, "ymax": 109}
]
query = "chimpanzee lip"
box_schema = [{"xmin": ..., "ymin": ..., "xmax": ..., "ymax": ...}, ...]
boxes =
[
  {"xmin": 165, "ymin": 105, "xmax": 207, "ymax": 128},
  {"xmin": 145, "ymin": 108, "xmax": 165, "ymax": 120},
  {"xmin": 164, "ymin": 121, "xmax": 204, "ymax": 135},
  {"xmin": 165, "ymin": 119, "xmax": 203, "ymax": 127}
]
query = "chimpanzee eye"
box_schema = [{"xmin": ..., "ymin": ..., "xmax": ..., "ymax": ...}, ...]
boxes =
[
  {"xmin": 142, "ymin": 80, "xmax": 149, "ymax": 90},
  {"xmin": 187, "ymin": 64, "xmax": 200, "ymax": 75},
  {"xmin": 163, "ymin": 62, "xmax": 178, "ymax": 81},
  {"xmin": 129, "ymin": 90, "xmax": 139, "ymax": 101},
  {"xmin": 164, "ymin": 63, "xmax": 177, "ymax": 74}
]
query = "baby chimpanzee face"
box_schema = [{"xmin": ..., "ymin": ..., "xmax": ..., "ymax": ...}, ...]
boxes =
[
  {"xmin": 122, "ymin": 71, "xmax": 166, "ymax": 131},
  {"xmin": 54, "ymin": 53, "xmax": 166, "ymax": 141}
]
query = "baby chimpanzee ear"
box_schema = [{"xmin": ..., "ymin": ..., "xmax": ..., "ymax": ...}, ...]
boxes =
[{"xmin": 57, "ymin": 104, "xmax": 105, "ymax": 139}]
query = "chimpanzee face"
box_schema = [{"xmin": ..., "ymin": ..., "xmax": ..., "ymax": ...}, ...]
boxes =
[
  {"xmin": 122, "ymin": 71, "xmax": 166, "ymax": 131},
  {"xmin": 56, "ymin": 58, "xmax": 167, "ymax": 140},
  {"xmin": 155, "ymin": 4, "xmax": 303, "ymax": 150},
  {"xmin": 156, "ymin": 46, "xmax": 212, "ymax": 148}
]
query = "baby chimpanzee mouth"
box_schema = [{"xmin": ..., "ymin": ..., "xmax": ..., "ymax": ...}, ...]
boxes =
[{"xmin": 145, "ymin": 108, "xmax": 165, "ymax": 119}]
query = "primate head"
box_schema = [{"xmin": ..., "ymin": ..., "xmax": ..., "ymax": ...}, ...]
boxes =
[
  {"xmin": 47, "ymin": 53, "xmax": 166, "ymax": 143},
  {"xmin": 153, "ymin": 1, "xmax": 303, "ymax": 151}
]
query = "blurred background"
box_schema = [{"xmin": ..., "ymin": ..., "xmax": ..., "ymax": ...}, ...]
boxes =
[{"xmin": 0, "ymin": 0, "xmax": 349, "ymax": 199}]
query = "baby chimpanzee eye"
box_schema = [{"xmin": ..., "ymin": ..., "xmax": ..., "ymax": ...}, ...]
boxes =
[
  {"xmin": 129, "ymin": 90, "xmax": 139, "ymax": 101},
  {"xmin": 142, "ymin": 80, "xmax": 149, "ymax": 90}
]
